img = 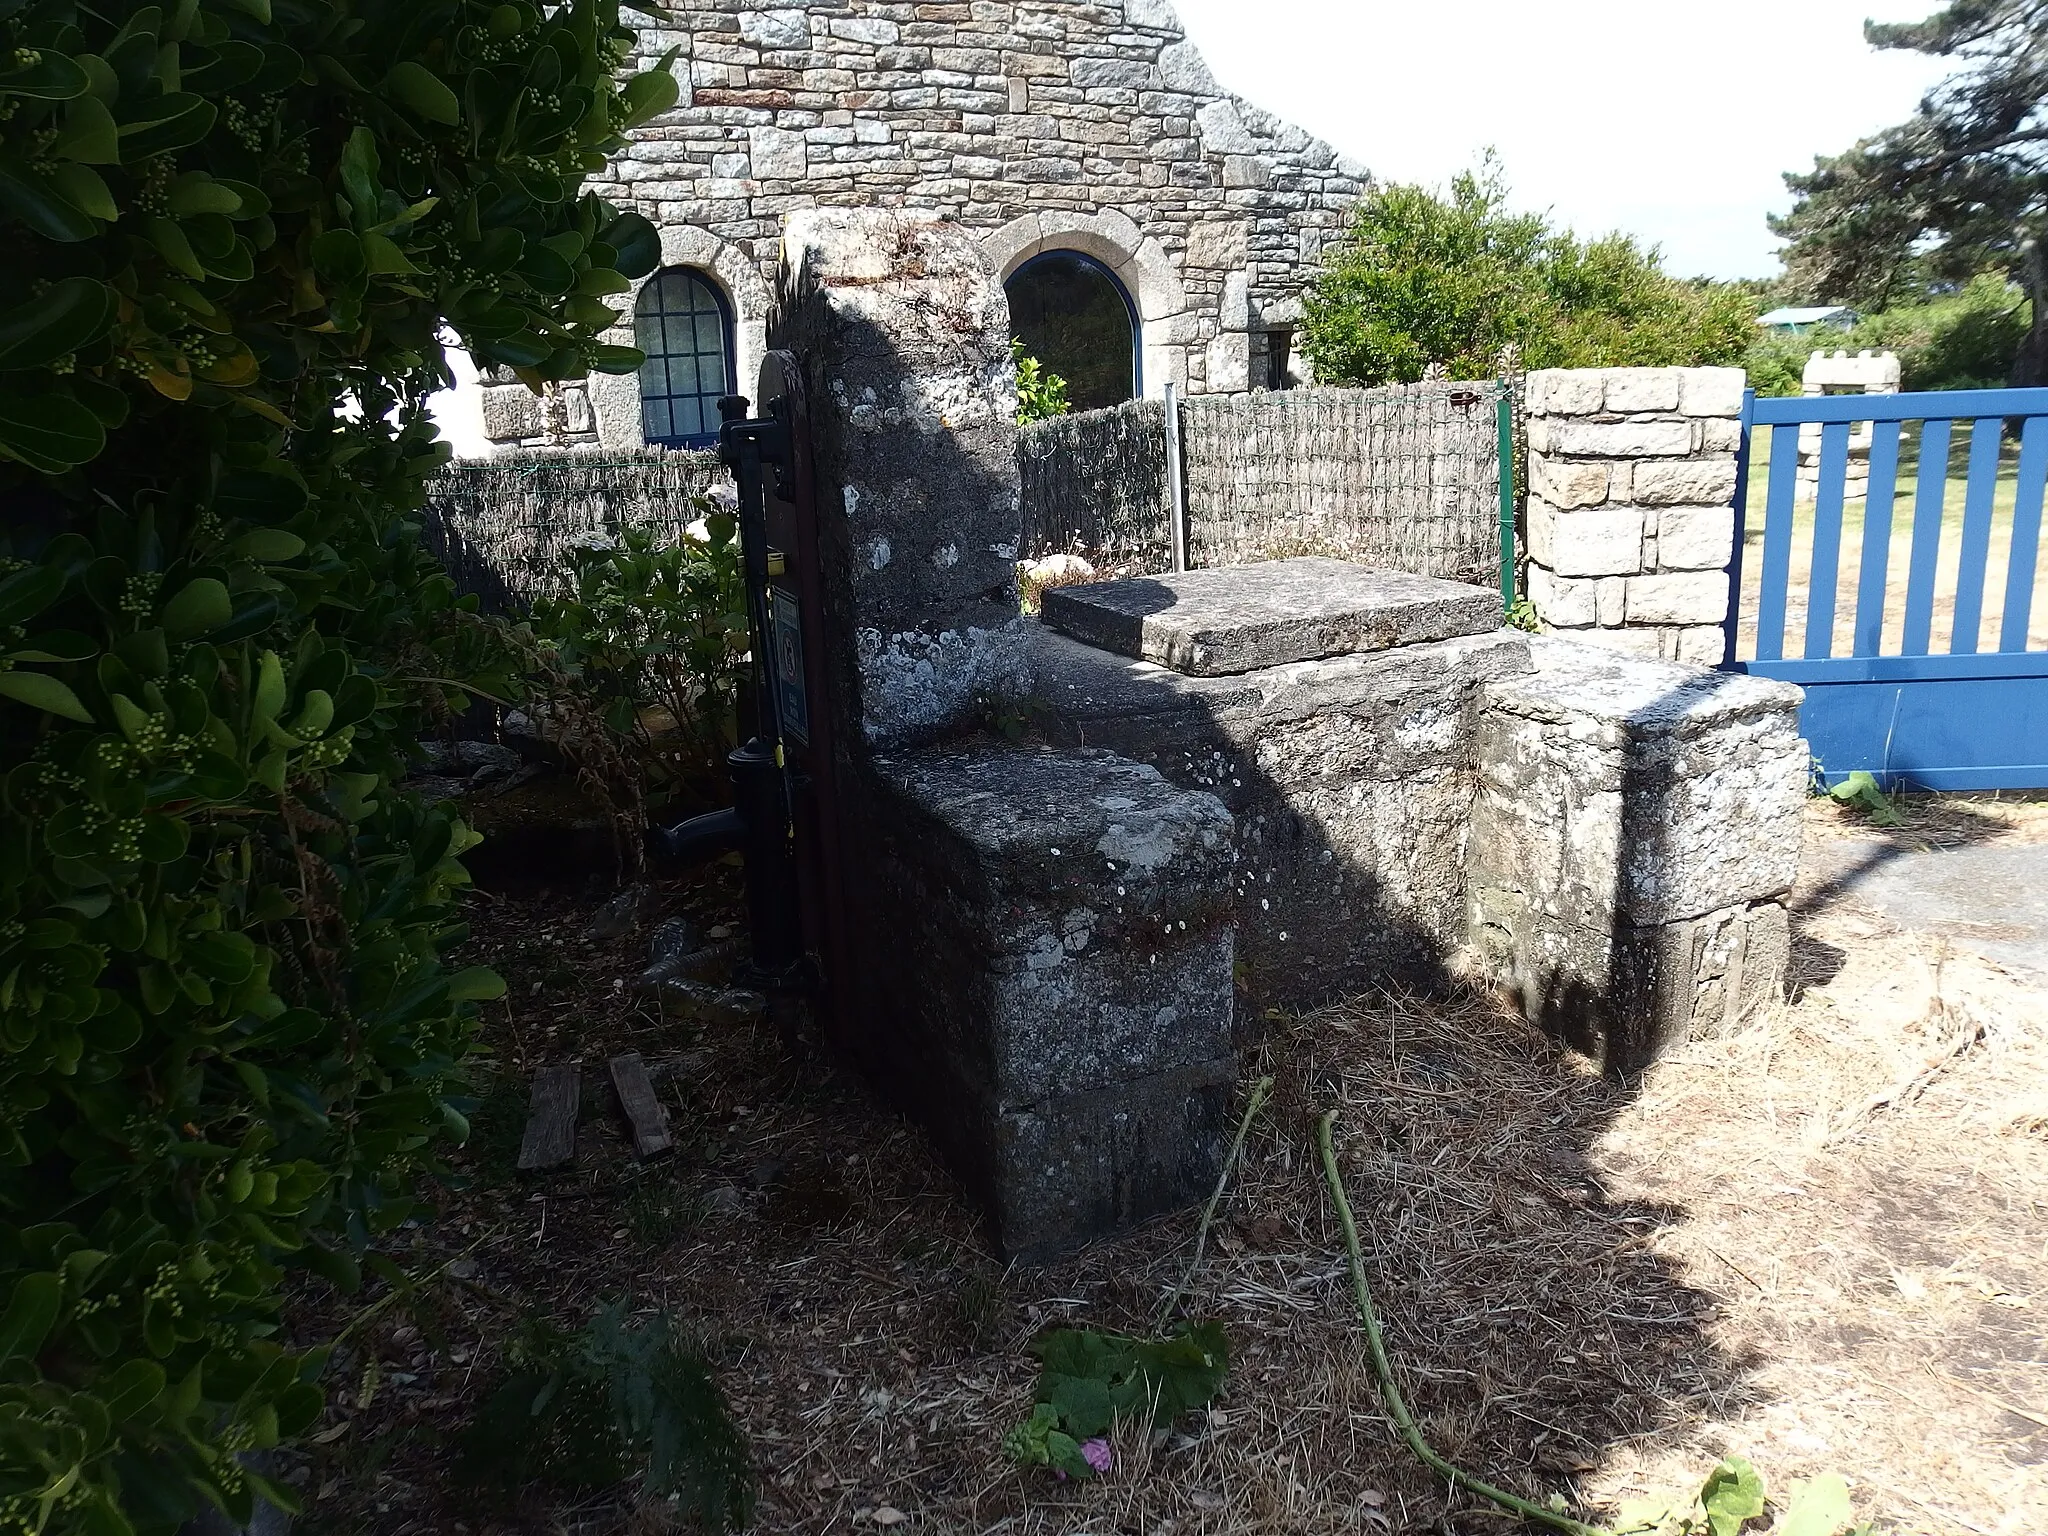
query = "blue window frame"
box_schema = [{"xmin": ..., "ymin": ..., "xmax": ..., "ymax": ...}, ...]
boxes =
[{"xmin": 636, "ymin": 267, "xmax": 735, "ymax": 449}]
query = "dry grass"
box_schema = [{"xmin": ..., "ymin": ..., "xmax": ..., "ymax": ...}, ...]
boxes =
[{"xmin": 300, "ymin": 801, "xmax": 2048, "ymax": 1536}]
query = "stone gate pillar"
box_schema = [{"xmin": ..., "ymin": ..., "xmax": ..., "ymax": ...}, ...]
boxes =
[
  {"xmin": 771, "ymin": 211, "xmax": 1239, "ymax": 1261},
  {"xmin": 1523, "ymin": 367, "xmax": 1745, "ymax": 667}
]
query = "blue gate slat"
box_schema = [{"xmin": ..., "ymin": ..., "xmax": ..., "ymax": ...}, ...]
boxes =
[
  {"xmin": 2000, "ymin": 414, "xmax": 2048, "ymax": 652},
  {"xmin": 1853, "ymin": 420, "xmax": 1902, "ymax": 656},
  {"xmin": 1755, "ymin": 421, "xmax": 1801, "ymax": 661},
  {"xmin": 1949, "ymin": 417, "xmax": 2005, "ymax": 654},
  {"xmin": 1902, "ymin": 418, "xmax": 1952, "ymax": 655},
  {"xmin": 1804, "ymin": 420, "xmax": 1853, "ymax": 657}
]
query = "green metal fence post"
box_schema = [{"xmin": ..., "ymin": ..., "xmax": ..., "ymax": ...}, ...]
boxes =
[{"xmin": 1495, "ymin": 380, "xmax": 1516, "ymax": 613}]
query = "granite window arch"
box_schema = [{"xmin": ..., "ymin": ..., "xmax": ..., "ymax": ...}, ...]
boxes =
[
  {"xmin": 635, "ymin": 266, "xmax": 736, "ymax": 449},
  {"xmin": 1004, "ymin": 249, "xmax": 1141, "ymax": 412}
]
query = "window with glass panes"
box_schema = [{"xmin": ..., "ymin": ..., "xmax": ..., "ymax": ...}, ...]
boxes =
[{"xmin": 635, "ymin": 268, "xmax": 735, "ymax": 449}]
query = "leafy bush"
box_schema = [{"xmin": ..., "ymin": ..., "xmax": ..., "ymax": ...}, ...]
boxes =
[
  {"xmin": 0, "ymin": 1, "xmax": 676, "ymax": 1529},
  {"xmin": 1012, "ymin": 339, "xmax": 1070, "ymax": 425},
  {"xmin": 454, "ymin": 1301, "xmax": 754, "ymax": 1528},
  {"xmin": 1742, "ymin": 274, "xmax": 2030, "ymax": 396},
  {"xmin": 1302, "ymin": 157, "xmax": 1756, "ymax": 386},
  {"xmin": 529, "ymin": 506, "xmax": 748, "ymax": 783}
]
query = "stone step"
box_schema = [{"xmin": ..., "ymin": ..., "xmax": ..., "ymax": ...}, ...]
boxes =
[{"xmin": 1039, "ymin": 556, "xmax": 1501, "ymax": 675}]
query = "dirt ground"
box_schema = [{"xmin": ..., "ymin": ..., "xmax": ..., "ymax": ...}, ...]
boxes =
[{"xmin": 294, "ymin": 794, "xmax": 2048, "ymax": 1536}]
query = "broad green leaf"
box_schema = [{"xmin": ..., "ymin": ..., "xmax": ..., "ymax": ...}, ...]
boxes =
[
  {"xmin": 340, "ymin": 126, "xmax": 380, "ymax": 228},
  {"xmin": 589, "ymin": 342, "xmax": 646, "ymax": 373},
  {"xmin": 0, "ymin": 160, "xmax": 99, "ymax": 241},
  {"xmin": 445, "ymin": 966, "xmax": 506, "ymax": 1002},
  {"xmin": 1777, "ymin": 1475, "xmax": 1854, "ymax": 1536},
  {"xmin": 0, "ymin": 388, "xmax": 105, "ymax": 471},
  {"xmin": 231, "ymin": 529, "xmax": 305, "ymax": 562},
  {"xmin": 362, "ymin": 231, "xmax": 420, "ymax": 276},
  {"xmin": 11, "ymin": 630, "xmax": 97, "ymax": 663},
  {"xmin": 0, "ymin": 50, "xmax": 90, "ymax": 100},
  {"xmin": 0, "ymin": 564, "xmax": 67, "ymax": 627},
  {"xmin": 0, "ymin": 278, "xmax": 115, "ymax": 371},
  {"xmin": 55, "ymin": 95, "xmax": 121, "ymax": 164},
  {"xmin": 1044, "ymin": 1373, "xmax": 1113, "ymax": 1438},
  {"xmin": 167, "ymin": 173, "xmax": 241, "ymax": 217},
  {"xmin": 311, "ymin": 228, "xmax": 365, "ymax": 283},
  {"xmin": 50, "ymin": 161, "xmax": 118, "ymax": 222},
  {"xmin": 601, "ymin": 209, "xmax": 660, "ymax": 279},
  {"xmin": 161, "ymin": 577, "xmax": 231, "ymax": 640},
  {"xmin": 0, "ymin": 1271, "xmax": 61, "ymax": 1361},
  {"xmin": 386, "ymin": 62, "xmax": 460, "ymax": 125},
  {"xmin": 617, "ymin": 50, "xmax": 681, "ymax": 129},
  {"xmin": 117, "ymin": 93, "xmax": 215, "ymax": 160},
  {"xmin": 101, "ymin": 1358, "xmax": 167, "ymax": 1419},
  {"xmin": 146, "ymin": 216, "xmax": 204, "ymax": 279},
  {"xmin": 1701, "ymin": 1456, "xmax": 1766, "ymax": 1536}
]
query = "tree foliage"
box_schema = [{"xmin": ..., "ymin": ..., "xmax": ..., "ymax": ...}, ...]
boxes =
[
  {"xmin": 1772, "ymin": 1, "xmax": 2048, "ymax": 384},
  {"xmin": 0, "ymin": 1, "xmax": 672, "ymax": 1530},
  {"xmin": 1301, "ymin": 161, "xmax": 1755, "ymax": 387},
  {"xmin": 1743, "ymin": 273, "xmax": 2030, "ymax": 395}
]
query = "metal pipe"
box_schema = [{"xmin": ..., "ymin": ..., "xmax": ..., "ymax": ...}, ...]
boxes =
[
  {"xmin": 1165, "ymin": 380, "xmax": 1188, "ymax": 573},
  {"xmin": 1722, "ymin": 389, "xmax": 1756, "ymax": 670},
  {"xmin": 650, "ymin": 806, "xmax": 743, "ymax": 866},
  {"xmin": 1495, "ymin": 381, "xmax": 1517, "ymax": 614}
]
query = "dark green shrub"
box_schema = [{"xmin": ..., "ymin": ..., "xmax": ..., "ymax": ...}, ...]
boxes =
[
  {"xmin": 530, "ymin": 508, "xmax": 748, "ymax": 783},
  {"xmin": 454, "ymin": 1301, "xmax": 754, "ymax": 1529},
  {"xmin": 0, "ymin": 2, "xmax": 675, "ymax": 1529}
]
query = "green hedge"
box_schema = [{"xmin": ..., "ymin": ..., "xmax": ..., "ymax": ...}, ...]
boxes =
[{"xmin": 0, "ymin": 2, "xmax": 670, "ymax": 1530}]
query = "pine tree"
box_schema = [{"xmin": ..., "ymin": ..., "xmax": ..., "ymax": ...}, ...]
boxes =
[{"xmin": 1773, "ymin": 2, "xmax": 2048, "ymax": 385}]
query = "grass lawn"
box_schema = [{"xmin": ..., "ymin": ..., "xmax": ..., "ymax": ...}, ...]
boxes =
[{"xmin": 1735, "ymin": 419, "xmax": 2048, "ymax": 660}]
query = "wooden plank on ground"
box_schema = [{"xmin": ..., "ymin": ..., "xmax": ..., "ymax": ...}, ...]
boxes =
[
  {"xmin": 609, "ymin": 1052, "xmax": 673, "ymax": 1161},
  {"xmin": 517, "ymin": 1064, "xmax": 580, "ymax": 1173}
]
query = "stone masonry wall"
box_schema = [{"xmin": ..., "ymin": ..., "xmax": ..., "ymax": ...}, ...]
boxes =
[
  {"xmin": 1523, "ymin": 367, "xmax": 1746, "ymax": 668},
  {"xmin": 473, "ymin": 0, "xmax": 1366, "ymax": 451}
]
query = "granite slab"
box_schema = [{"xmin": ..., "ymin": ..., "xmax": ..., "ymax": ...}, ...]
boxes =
[{"xmin": 1039, "ymin": 557, "xmax": 1502, "ymax": 675}]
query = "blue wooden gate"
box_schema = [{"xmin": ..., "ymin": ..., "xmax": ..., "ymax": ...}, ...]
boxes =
[{"xmin": 1726, "ymin": 386, "xmax": 2048, "ymax": 790}]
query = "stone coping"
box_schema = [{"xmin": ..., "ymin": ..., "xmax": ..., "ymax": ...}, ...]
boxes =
[
  {"xmin": 1038, "ymin": 557, "xmax": 1503, "ymax": 675},
  {"xmin": 1491, "ymin": 635, "xmax": 1805, "ymax": 737}
]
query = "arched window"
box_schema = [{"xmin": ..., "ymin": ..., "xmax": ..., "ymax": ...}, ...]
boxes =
[
  {"xmin": 1004, "ymin": 250, "xmax": 1140, "ymax": 412},
  {"xmin": 635, "ymin": 267, "xmax": 735, "ymax": 449}
]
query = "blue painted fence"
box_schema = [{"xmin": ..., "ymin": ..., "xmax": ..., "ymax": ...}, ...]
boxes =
[{"xmin": 1726, "ymin": 386, "xmax": 2048, "ymax": 790}]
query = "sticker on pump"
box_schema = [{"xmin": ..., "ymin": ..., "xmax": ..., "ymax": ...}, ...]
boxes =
[{"xmin": 771, "ymin": 585, "xmax": 809, "ymax": 744}]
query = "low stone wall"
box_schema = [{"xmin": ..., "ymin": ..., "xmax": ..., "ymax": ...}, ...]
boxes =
[{"xmin": 1523, "ymin": 366, "xmax": 1745, "ymax": 666}]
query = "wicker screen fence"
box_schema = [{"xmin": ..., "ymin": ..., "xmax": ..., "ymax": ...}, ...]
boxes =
[
  {"xmin": 426, "ymin": 382, "xmax": 1511, "ymax": 609},
  {"xmin": 1020, "ymin": 381, "xmax": 1510, "ymax": 585},
  {"xmin": 421, "ymin": 448, "xmax": 729, "ymax": 610}
]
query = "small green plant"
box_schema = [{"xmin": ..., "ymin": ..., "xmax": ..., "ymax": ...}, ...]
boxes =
[
  {"xmin": 455, "ymin": 1301, "xmax": 753, "ymax": 1529},
  {"xmin": 1507, "ymin": 596, "xmax": 1542, "ymax": 632},
  {"xmin": 1615, "ymin": 1456, "xmax": 1868, "ymax": 1536},
  {"xmin": 1012, "ymin": 338, "xmax": 1072, "ymax": 424},
  {"xmin": 622, "ymin": 1174, "xmax": 705, "ymax": 1247},
  {"xmin": 1827, "ymin": 769, "xmax": 1903, "ymax": 827},
  {"xmin": 531, "ymin": 505, "xmax": 749, "ymax": 779},
  {"xmin": 1001, "ymin": 1322, "xmax": 1229, "ymax": 1481}
]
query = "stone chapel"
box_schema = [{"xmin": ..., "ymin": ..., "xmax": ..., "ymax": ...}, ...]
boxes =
[{"xmin": 462, "ymin": 0, "xmax": 1367, "ymax": 453}]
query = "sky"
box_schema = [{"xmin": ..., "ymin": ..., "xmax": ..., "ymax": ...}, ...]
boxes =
[{"xmin": 1169, "ymin": 0, "xmax": 1957, "ymax": 281}]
